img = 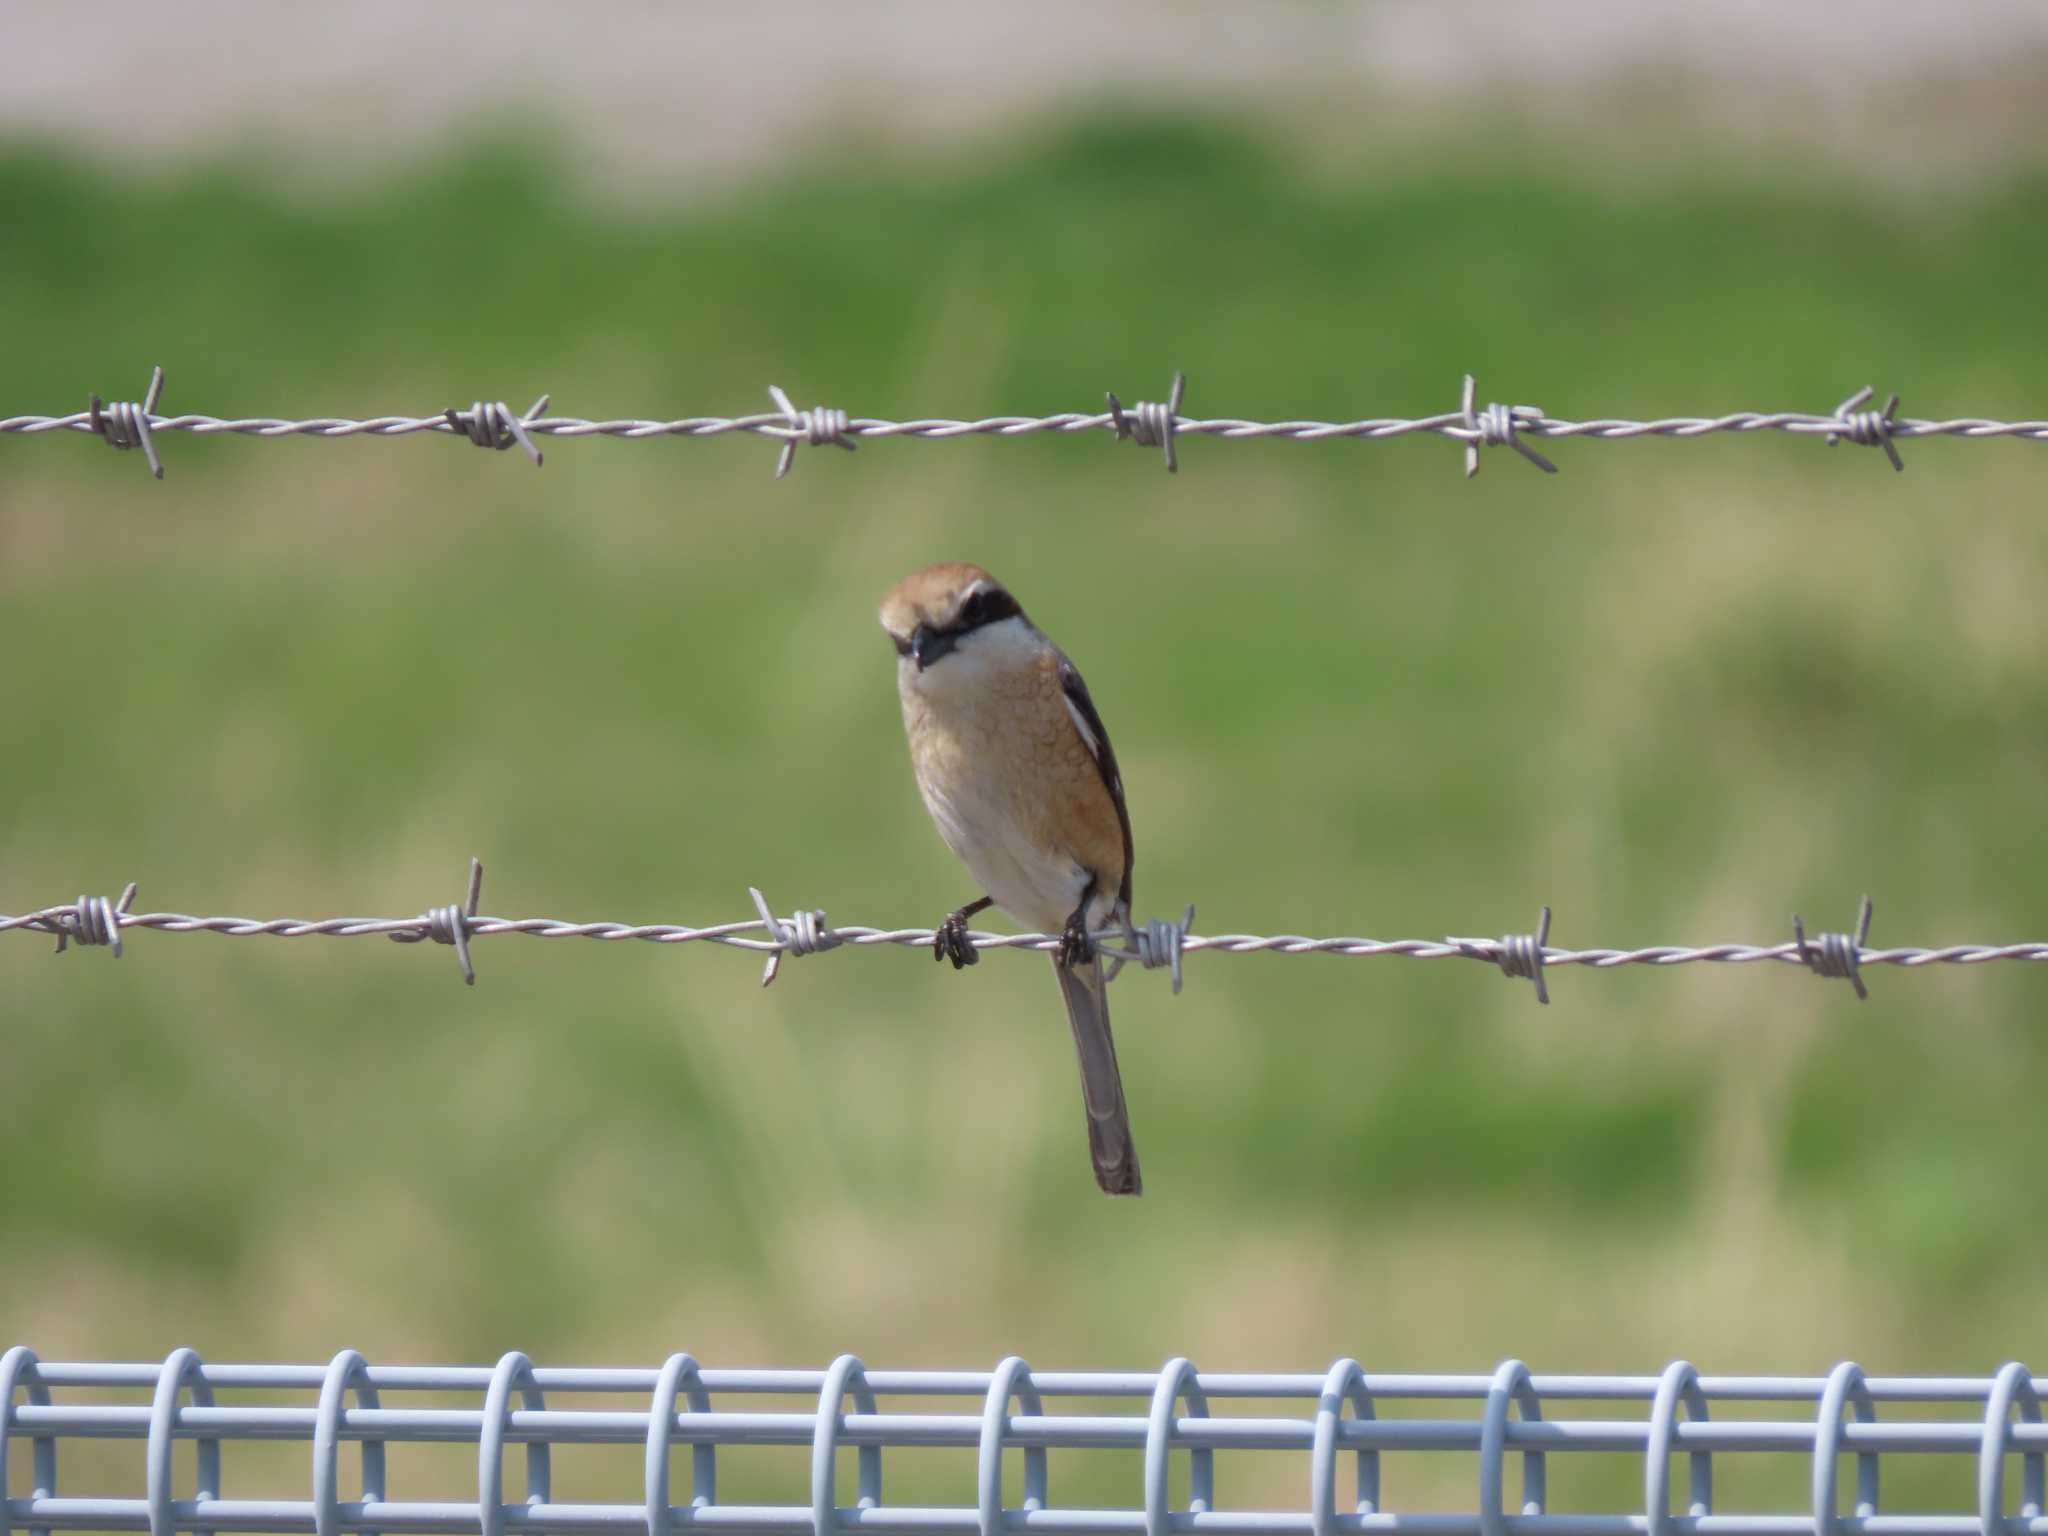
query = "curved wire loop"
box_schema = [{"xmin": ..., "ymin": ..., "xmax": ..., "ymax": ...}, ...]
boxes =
[
  {"xmin": 1980, "ymin": 1363, "xmax": 2044, "ymax": 1536},
  {"xmin": 813, "ymin": 1355, "xmax": 881, "ymax": 1536},
  {"xmin": 1813, "ymin": 1362, "xmax": 1880, "ymax": 1536},
  {"xmin": 1479, "ymin": 1360, "xmax": 1546, "ymax": 1536},
  {"xmin": 1311, "ymin": 1358, "xmax": 1379, "ymax": 1536},
  {"xmin": 978, "ymin": 1357, "xmax": 1049, "ymax": 1536},
  {"xmin": 314, "ymin": 1349, "xmax": 384, "ymax": 1536},
  {"xmin": 148, "ymin": 1349, "xmax": 221, "ymax": 1536},
  {"xmin": 0, "ymin": 1345, "xmax": 56, "ymax": 1536},
  {"xmin": 479, "ymin": 1352, "xmax": 551, "ymax": 1536},
  {"xmin": 646, "ymin": 1352, "xmax": 716, "ymax": 1536},
  {"xmin": 1145, "ymin": 1358, "xmax": 1213, "ymax": 1536},
  {"xmin": 1646, "ymin": 1360, "xmax": 1712, "ymax": 1536}
]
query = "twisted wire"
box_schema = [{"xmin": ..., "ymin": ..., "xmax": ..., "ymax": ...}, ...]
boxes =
[
  {"xmin": 10, "ymin": 367, "xmax": 2046, "ymax": 480},
  {"xmin": 9, "ymin": 1348, "xmax": 2048, "ymax": 1536},
  {"xmin": 5, "ymin": 876, "xmax": 2043, "ymax": 996}
]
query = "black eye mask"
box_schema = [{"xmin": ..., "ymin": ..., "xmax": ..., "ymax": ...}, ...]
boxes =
[
  {"xmin": 955, "ymin": 585, "xmax": 1022, "ymax": 631},
  {"xmin": 900, "ymin": 586, "xmax": 1027, "ymax": 670}
]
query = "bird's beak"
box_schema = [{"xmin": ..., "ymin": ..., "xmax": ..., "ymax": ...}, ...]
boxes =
[{"xmin": 910, "ymin": 623, "xmax": 956, "ymax": 671}]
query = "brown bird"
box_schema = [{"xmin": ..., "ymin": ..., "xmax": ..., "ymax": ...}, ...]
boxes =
[{"xmin": 879, "ymin": 563, "xmax": 1142, "ymax": 1195}]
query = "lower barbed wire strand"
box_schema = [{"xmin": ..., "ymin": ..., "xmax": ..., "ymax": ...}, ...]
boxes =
[{"xmin": 5, "ymin": 899, "xmax": 2048, "ymax": 977}]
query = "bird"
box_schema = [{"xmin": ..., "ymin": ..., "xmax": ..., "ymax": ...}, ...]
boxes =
[{"xmin": 879, "ymin": 562, "xmax": 1142, "ymax": 1196}]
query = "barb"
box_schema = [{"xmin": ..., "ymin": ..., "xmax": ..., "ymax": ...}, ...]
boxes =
[
  {"xmin": 1794, "ymin": 894, "xmax": 1874, "ymax": 1001},
  {"xmin": 1107, "ymin": 369, "xmax": 1184, "ymax": 472},
  {"xmin": 446, "ymin": 394, "xmax": 550, "ymax": 466},
  {"xmin": 1453, "ymin": 905, "xmax": 1552, "ymax": 1003},
  {"xmin": 766, "ymin": 384, "xmax": 856, "ymax": 478},
  {"xmin": 387, "ymin": 856, "xmax": 485, "ymax": 984},
  {"xmin": 5, "ymin": 878, "xmax": 2044, "ymax": 994},
  {"xmin": 47, "ymin": 882, "xmax": 139, "ymax": 958},
  {"xmin": 6, "ymin": 1347, "xmax": 2048, "ymax": 1536},
  {"xmin": 1460, "ymin": 374, "xmax": 1557, "ymax": 477},
  {"xmin": 88, "ymin": 364, "xmax": 167, "ymax": 478},
  {"xmin": 1828, "ymin": 386, "xmax": 1905, "ymax": 471},
  {"xmin": 9, "ymin": 369, "xmax": 2046, "ymax": 481},
  {"xmin": 748, "ymin": 886, "xmax": 838, "ymax": 986},
  {"xmin": 1099, "ymin": 904, "xmax": 1197, "ymax": 993}
]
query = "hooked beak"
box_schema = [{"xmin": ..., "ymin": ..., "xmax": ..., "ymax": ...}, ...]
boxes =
[{"xmin": 909, "ymin": 623, "xmax": 957, "ymax": 672}]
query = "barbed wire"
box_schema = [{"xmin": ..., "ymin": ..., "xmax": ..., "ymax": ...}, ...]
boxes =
[
  {"xmin": 6, "ymin": 865, "xmax": 2045, "ymax": 1001},
  {"xmin": 6, "ymin": 1345, "xmax": 2048, "ymax": 1536},
  {"xmin": 7, "ymin": 366, "xmax": 2048, "ymax": 480}
]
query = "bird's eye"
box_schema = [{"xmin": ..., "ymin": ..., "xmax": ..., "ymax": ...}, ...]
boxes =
[{"xmin": 960, "ymin": 589, "xmax": 988, "ymax": 627}]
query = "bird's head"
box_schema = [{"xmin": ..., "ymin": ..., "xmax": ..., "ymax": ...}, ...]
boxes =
[{"xmin": 879, "ymin": 563, "xmax": 1032, "ymax": 693}]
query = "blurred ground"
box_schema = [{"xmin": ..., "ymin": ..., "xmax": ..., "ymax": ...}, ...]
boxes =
[
  {"xmin": 2, "ymin": 16, "xmax": 2047, "ymax": 1521},
  {"xmin": 6, "ymin": 0, "xmax": 2048, "ymax": 192}
]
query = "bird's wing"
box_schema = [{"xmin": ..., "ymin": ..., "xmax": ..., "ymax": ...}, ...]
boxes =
[{"xmin": 1056, "ymin": 652, "xmax": 1134, "ymax": 910}]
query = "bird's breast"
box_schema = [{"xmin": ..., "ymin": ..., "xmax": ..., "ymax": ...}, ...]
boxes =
[{"xmin": 900, "ymin": 671, "xmax": 1113, "ymax": 933}]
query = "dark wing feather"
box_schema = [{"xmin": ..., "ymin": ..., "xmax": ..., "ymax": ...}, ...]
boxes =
[{"xmin": 1058, "ymin": 653, "xmax": 1134, "ymax": 909}]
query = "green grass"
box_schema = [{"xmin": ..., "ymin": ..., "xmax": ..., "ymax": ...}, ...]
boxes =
[{"xmin": 2, "ymin": 113, "xmax": 2046, "ymax": 1512}]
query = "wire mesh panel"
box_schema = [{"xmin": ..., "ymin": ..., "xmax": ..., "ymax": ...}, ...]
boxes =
[{"xmin": 5, "ymin": 1349, "xmax": 2046, "ymax": 1536}]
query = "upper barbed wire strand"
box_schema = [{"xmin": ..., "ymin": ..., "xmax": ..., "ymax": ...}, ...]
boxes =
[
  {"xmin": 7, "ymin": 380, "xmax": 2048, "ymax": 471},
  {"xmin": 10, "ymin": 410, "xmax": 2048, "ymax": 439}
]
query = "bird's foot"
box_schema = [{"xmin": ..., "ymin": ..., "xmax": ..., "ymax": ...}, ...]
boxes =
[
  {"xmin": 1056, "ymin": 912, "xmax": 1095, "ymax": 969},
  {"xmin": 934, "ymin": 909, "xmax": 981, "ymax": 970}
]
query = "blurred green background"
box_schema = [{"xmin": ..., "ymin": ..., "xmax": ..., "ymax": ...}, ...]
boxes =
[{"xmin": 3, "ymin": 93, "xmax": 2047, "ymax": 1519}]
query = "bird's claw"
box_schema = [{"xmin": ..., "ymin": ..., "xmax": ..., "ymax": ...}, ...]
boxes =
[
  {"xmin": 1056, "ymin": 914, "xmax": 1095, "ymax": 969},
  {"xmin": 934, "ymin": 909, "xmax": 980, "ymax": 969}
]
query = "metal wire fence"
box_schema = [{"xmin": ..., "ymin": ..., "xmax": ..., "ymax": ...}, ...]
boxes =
[
  {"xmin": 6, "ymin": 366, "xmax": 2047, "ymax": 479},
  {"xmin": 5, "ymin": 1347, "xmax": 2045, "ymax": 1536},
  {"xmin": 5, "ymin": 867, "xmax": 2045, "ymax": 1002}
]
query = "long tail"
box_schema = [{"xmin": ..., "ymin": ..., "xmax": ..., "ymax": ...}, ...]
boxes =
[{"xmin": 1051, "ymin": 953, "xmax": 1142, "ymax": 1196}]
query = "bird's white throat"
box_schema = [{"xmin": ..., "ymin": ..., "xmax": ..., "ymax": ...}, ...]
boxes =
[{"xmin": 899, "ymin": 614, "xmax": 1040, "ymax": 702}]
